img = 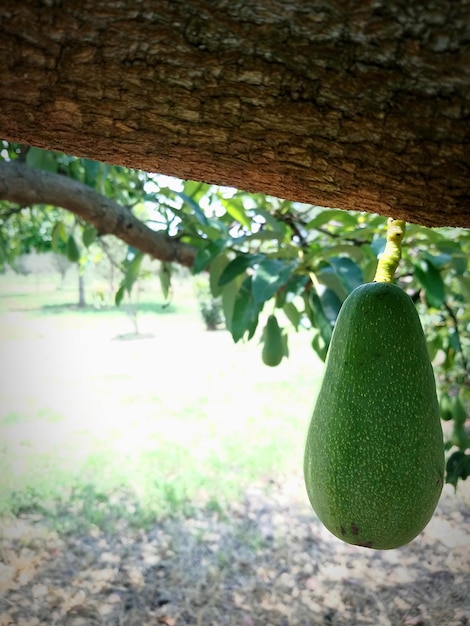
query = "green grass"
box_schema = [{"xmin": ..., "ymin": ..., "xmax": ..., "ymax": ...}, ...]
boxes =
[{"xmin": 0, "ymin": 272, "xmax": 323, "ymax": 531}]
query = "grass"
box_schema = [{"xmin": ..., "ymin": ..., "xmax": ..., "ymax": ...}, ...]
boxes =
[{"xmin": 0, "ymin": 271, "xmax": 324, "ymax": 532}]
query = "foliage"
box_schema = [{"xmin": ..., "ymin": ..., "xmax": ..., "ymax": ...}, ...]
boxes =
[{"xmin": 0, "ymin": 140, "xmax": 469, "ymax": 488}]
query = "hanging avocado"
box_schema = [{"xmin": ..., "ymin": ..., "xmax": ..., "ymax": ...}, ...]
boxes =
[
  {"xmin": 261, "ymin": 314, "xmax": 284, "ymax": 367},
  {"xmin": 303, "ymin": 219, "xmax": 445, "ymax": 549}
]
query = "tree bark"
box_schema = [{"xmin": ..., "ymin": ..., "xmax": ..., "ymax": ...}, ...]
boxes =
[
  {"xmin": 0, "ymin": 1, "xmax": 469, "ymax": 227},
  {"xmin": 78, "ymin": 271, "xmax": 86, "ymax": 308}
]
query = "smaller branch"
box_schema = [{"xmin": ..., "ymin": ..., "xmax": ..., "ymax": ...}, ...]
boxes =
[
  {"xmin": 373, "ymin": 218, "xmax": 406, "ymax": 283},
  {"xmin": 0, "ymin": 160, "xmax": 197, "ymax": 268}
]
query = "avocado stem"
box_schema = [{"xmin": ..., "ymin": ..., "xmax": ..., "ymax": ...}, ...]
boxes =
[{"xmin": 373, "ymin": 218, "xmax": 406, "ymax": 283}]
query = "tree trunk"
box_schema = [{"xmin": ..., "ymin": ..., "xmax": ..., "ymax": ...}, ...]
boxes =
[
  {"xmin": 0, "ymin": 1, "xmax": 468, "ymax": 227},
  {"xmin": 78, "ymin": 272, "xmax": 86, "ymax": 308}
]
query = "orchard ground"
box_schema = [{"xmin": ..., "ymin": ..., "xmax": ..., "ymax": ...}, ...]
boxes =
[{"xmin": 0, "ymin": 269, "xmax": 469, "ymax": 626}]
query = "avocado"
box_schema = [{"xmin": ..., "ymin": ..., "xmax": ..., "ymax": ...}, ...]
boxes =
[
  {"xmin": 452, "ymin": 395, "xmax": 468, "ymax": 426},
  {"xmin": 439, "ymin": 393, "xmax": 453, "ymax": 421},
  {"xmin": 262, "ymin": 314, "xmax": 284, "ymax": 367},
  {"xmin": 304, "ymin": 282, "xmax": 445, "ymax": 550}
]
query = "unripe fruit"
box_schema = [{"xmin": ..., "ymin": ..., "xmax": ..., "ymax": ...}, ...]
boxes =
[
  {"xmin": 261, "ymin": 315, "xmax": 284, "ymax": 367},
  {"xmin": 304, "ymin": 282, "xmax": 445, "ymax": 550}
]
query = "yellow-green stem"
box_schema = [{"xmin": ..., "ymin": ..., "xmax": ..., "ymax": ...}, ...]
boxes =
[{"xmin": 373, "ymin": 218, "xmax": 406, "ymax": 283}]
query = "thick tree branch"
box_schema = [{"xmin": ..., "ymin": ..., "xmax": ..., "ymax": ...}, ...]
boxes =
[
  {"xmin": 0, "ymin": 160, "xmax": 197, "ymax": 267},
  {"xmin": 0, "ymin": 1, "xmax": 469, "ymax": 228}
]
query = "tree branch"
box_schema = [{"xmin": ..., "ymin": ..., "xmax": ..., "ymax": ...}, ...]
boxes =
[
  {"xmin": 0, "ymin": 1, "xmax": 468, "ymax": 227},
  {"xmin": 0, "ymin": 160, "xmax": 197, "ymax": 268}
]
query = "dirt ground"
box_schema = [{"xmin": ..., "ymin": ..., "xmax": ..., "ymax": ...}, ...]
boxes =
[{"xmin": 0, "ymin": 475, "xmax": 469, "ymax": 626}]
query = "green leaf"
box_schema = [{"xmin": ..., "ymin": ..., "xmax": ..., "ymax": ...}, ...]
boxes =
[
  {"xmin": 448, "ymin": 327, "xmax": 461, "ymax": 353},
  {"xmin": 274, "ymin": 274, "xmax": 308, "ymax": 308},
  {"xmin": 231, "ymin": 276, "xmax": 262, "ymax": 342},
  {"xmin": 26, "ymin": 147, "xmax": 58, "ymax": 173},
  {"xmin": 221, "ymin": 275, "xmax": 242, "ymax": 333},
  {"xmin": 316, "ymin": 267, "xmax": 349, "ymax": 302},
  {"xmin": 434, "ymin": 241, "xmax": 468, "ymax": 274},
  {"xmin": 328, "ymin": 257, "xmax": 363, "ymax": 293},
  {"xmin": 362, "ymin": 257, "xmax": 379, "ymax": 283},
  {"xmin": 182, "ymin": 180, "xmax": 210, "ymax": 202},
  {"xmin": 178, "ymin": 192, "xmax": 209, "ymax": 227},
  {"xmin": 115, "ymin": 284, "xmax": 126, "ymax": 306},
  {"xmin": 414, "ymin": 261, "xmax": 445, "ymax": 308},
  {"xmin": 325, "ymin": 245, "xmax": 364, "ymax": 263},
  {"xmin": 456, "ymin": 275, "xmax": 470, "ymax": 302},
  {"xmin": 218, "ymin": 253, "xmax": 265, "ymax": 287},
  {"xmin": 426, "ymin": 335, "xmax": 442, "ymax": 362},
  {"xmin": 51, "ymin": 221, "xmax": 67, "ymax": 251},
  {"xmin": 305, "ymin": 289, "xmax": 333, "ymax": 348},
  {"xmin": 423, "ymin": 252, "xmax": 452, "ymax": 269},
  {"xmin": 306, "ymin": 209, "xmax": 357, "ymax": 230},
  {"xmin": 282, "ymin": 332, "xmax": 289, "ymax": 357},
  {"xmin": 82, "ymin": 224, "xmax": 98, "ymax": 248},
  {"xmin": 371, "ymin": 236, "xmax": 387, "ymax": 257},
  {"xmin": 0, "ymin": 236, "xmax": 7, "ymax": 263},
  {"xmin": 244, "ymin": 230, "xmax": 285, "ymax": 243},
  {"xmin": 159, "ymin": 262, "xmax": 172, "ymax": 300},
  {"xmin": 222, "ymin": 196, "xmax": 251, "ymax": 229},
  {"xmin": 83, "ymin": 159, "xmax": 101, "ymax": 187},
  {"xmin": 251, "ymin": 259, "xmax": 296, "ymax": 304},
  {"xmin": 445, "ymin": 450, "xmax": 470, "ymax": 489},
  {"xmin": 123, "ymin": 251, "xmax": 144, "ymax": 291},
  {"xmin": 311, "ymin": 331, "xmax": 328, "ymax": 361},
  {"xmin": 254, "ymin": 208, "xmax": 290, "ymax": 241},
  {"xmin": 283, "ymin": 274, "xmax": 309, "ymax": 298},
  {"xmin": 66, "ymin": 235, "xmax": 80, "ymax": 263},
  {"xmin": 320, "ymin": 288, "xmax": 342, "ymax": 324},
  {"xmin": 209, "ymin": 253, "xmax": 230, "ymax": 298},
  {"xmin": 283, "ymin": 301, "xmax": 301, "ymax": 330},
  {"xmin": 192, "ymin": 238, "xmax": 226, "ymax": 274},
  {"xmin": 450, "ymin": 253, "xmax": 469, "ymax": 275}
]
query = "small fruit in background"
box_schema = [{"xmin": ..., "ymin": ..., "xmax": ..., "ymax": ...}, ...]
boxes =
[{"xmin": 261, "ymin": 314, "xmax": 287, "ymax": 367}]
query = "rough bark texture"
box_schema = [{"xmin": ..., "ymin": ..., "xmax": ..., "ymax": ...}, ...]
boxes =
[
  {"xmin": 0, "ymin": 160, "xmax": 197, "ymax": 267},
  {"xmin": 0, "ymin": 1, "xmax": 469, "ymax": 227}
]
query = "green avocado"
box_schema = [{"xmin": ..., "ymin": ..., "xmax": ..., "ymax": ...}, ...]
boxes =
[
  {"xmin": 439, "ymin": 393, "xmax": 453, "ymax": 421},
  {"xmin": 304, "ymin": 282, "xmax": 444, "ymax": 550},
  {"xmin": 262, "ymin": 314, "xmax": 284, "ymax": 367}
]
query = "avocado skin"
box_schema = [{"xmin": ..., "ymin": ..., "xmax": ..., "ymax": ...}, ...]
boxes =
[{"xmin": 304, "ymin": 282, "xmax": 444, "ymax": 550}]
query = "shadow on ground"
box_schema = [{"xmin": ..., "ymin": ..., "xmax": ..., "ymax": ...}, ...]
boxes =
[{"xmin": 1, "ymin": 477, "xmax": 469, "ymax": 626}]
